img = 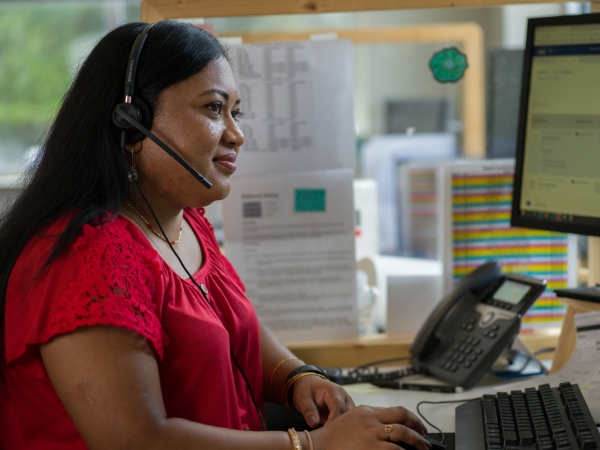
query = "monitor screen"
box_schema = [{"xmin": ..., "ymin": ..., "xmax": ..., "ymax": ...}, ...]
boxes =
[{"xmin": 511, "ymin": 14, "xmax": 600, "ymax": 237}]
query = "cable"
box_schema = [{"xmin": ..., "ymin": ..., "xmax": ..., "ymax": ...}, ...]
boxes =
[
  {"xmin": 355, "ymin": 356, "xmax": 412, "ymax": 371},
  {"xmin": 340, "ymin": 364, "xmax": 423, "ymax": 385},
  {"xmin": 488, "ymin": 348, "xmax": 549, "ymax": 378},
  {"xmin": 330, "ymin": 356, "xmax": 418, "ymax": 385},
  {"xmin": 130, "ymin": 177, "xmax": 267, "ymax": 431},
  {"xmin": 533, "ymin": 347, "xmax": 556, "ymax": 356},
  {"xmin": 416, "ymin": 397, "xmax": 480, "ymax": 444}
]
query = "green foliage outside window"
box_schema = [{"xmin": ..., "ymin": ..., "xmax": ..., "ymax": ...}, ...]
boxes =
[{"xmin": 0, "ymin": 2, "xmax": 138, "ymax": 168}]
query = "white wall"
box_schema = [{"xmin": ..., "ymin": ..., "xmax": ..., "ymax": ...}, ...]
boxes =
[{"xmin": 501, "ymin": 4, "xmax": 565, "ymax": 49}]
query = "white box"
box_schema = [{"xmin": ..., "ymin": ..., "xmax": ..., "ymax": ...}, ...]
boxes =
[{"xmin": 386, "ymin": 274, "xmax": 443, "ymax": 337}]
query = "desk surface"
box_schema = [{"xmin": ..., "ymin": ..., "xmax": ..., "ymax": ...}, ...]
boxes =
[{"xmin": 345, "ymin": 373, "xmax": 548, "ymax": 433}]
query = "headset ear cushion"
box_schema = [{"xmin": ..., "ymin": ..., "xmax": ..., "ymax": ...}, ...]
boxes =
[
  {"xmin": 125, "ymin": 97, "xmax": 153, "ymax": 143},
  {"xmin": 112, "ymin": 97, "xmax": 153, "ymax": 144}
]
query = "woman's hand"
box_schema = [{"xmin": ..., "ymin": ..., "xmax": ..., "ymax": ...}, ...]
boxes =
[
  {"xmin": 291, "ymin": 375, "xmax": 355, "ymax": 427},
  {"xmin": 310, "ymin": 404, "xmax": 431, "ymax": 450}
]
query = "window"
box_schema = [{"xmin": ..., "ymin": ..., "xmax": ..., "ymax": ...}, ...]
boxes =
[{"xmin": 0, "ymin": 1, "xmax": 139, "ymax": 172}]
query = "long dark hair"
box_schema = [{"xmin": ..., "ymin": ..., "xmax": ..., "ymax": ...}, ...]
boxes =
[{"xmin": 0, "ymin": 21, "xmax": 227, "ymax": 366}]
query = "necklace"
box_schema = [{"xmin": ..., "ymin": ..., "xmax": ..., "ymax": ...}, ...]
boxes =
[{"xmin": 125, "ymin": 202, "xmax": 182, "ymax": 245}]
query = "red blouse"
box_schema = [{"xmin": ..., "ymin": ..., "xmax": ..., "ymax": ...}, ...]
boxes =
[{"xmin": 1, "ymin": 208, "xmax": 264, "ymax": 449}]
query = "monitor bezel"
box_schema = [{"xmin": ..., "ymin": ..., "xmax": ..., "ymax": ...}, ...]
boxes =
[{"xmin": 510, "ymin": 13, "xmax": 600, "ymax": 237}]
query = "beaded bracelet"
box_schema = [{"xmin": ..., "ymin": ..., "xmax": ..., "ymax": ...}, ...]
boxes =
[
  {"xmin": 283, "ymin": 372, "xmax": 328, "ymax": 420},
  {"xmin": 287, "ymin": 427, "xmax": 303, "ymax": 450}
]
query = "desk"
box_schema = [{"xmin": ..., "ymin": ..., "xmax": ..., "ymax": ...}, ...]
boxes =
[
  {"xmin": 345, "ymin": 373, "xmax": 544, "ymax": 433},
  {"xmin": 284, "ymin": 330, "xmax": 563, "ymax": 433}
]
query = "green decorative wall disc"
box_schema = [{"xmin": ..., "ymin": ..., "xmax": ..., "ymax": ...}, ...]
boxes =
[{"xmin": 429, "ymin": 47, "xmax": 468, "ymax": 83}]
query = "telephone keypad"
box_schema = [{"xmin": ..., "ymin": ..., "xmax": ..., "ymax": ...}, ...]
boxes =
[
  {"xmin": 483, "ymin": 329, "xmax": 499, "ymax": 339},
  {"xmin": 440, "ymin": 330, "xmax": 486, "ymax": 373},
  {"xmin": 437, "ymin": 309, "xmax": 511, "ymax": 375}
]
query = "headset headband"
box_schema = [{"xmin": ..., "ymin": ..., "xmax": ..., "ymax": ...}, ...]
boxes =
[{"xmin": 123, "ymin": 23, "xmax": 154, "ymax": 103}]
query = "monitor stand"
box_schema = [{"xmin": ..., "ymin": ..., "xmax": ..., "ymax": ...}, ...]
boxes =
[
  {"xmin": 553, "ymin": 287, "xmax": 600, "ymax": 303},
  {"xmin": 553, "ymin": 237, "xmax": 600, "ymax": 303}
]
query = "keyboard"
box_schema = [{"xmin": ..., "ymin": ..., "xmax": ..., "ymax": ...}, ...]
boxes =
[{"xmin": 455, "ymin": 382, "xmax": 600, "ymax": 450}]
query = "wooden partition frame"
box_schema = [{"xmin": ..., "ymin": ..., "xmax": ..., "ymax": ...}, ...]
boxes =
[{"xmin": 142, "ymin": 0, "xmax": 569, "ymax": 20}]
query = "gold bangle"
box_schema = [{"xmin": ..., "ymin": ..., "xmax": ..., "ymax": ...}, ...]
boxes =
[
  {"xmin": 283, "ymin": 372, "xmax": 328, "ymax": 420},
  {"xmin": 287, "ymin": 427, "xmax": 303, "ymax": 450},
  {"xmin": 270, "ymin": 357, "xmax": 303, "ymax": 386}
]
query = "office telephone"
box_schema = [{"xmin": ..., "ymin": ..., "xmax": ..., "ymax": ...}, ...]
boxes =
[{"xmin": 410, "ymin": 261, "xmax": 546, "ymax": 389}]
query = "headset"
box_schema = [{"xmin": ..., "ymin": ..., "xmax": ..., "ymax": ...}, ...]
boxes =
[
  {"xmin": 111, "ymin": 23, "xmax": 267, "ymax": 430},
  {"xmin": 111, "ymin": 23, "xmax": 212, "ymax": 189}
]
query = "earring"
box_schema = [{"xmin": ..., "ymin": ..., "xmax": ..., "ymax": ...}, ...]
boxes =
[{"xmin": 128, "ymin": 146, "xmax": 138, "ymax": 182}]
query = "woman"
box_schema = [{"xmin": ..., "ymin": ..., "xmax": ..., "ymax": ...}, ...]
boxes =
[{"xmin": 0, "ymin": 21, "xmax": 432, "ymax": 450}]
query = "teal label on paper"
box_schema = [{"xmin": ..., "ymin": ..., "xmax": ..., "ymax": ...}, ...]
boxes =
[{"xmin": 295, "ymin": 189, "xmax": 326, "ymax": 212}]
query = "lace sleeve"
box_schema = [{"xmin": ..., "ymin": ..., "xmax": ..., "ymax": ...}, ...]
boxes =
[{"xmin": 48, "ymin": 220, "xmax": 167, "ymax": 359}]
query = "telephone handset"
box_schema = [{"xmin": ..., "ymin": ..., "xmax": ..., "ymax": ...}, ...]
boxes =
[{"xmin": 410, "ymin": 261, "xmax": 546, "ymax": 389}]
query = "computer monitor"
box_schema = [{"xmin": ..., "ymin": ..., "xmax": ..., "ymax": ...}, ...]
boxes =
[{"xmin": 511, "ymin": 14, "xmax": 600, "ymax": 237}]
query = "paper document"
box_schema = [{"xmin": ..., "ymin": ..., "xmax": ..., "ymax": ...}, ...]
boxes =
[
  {"xmin": 444, "ymin": 159, "xmax": 575, "ymax": 329},
  {"xmin": 228, "ymin": 39, "xmax": 355, "ymax": 176},
  {"xmin": 496, "ymin": 310, "xmax": 600, "ymax": 420},
  {"xmin": 223, "ymin": 169, "xmax": 358, "ymax": 342}
]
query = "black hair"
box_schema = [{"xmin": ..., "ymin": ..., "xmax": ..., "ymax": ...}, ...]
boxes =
[{"xmin": 0, "ymin": 21, "xmax": 227, "ymax": 368}]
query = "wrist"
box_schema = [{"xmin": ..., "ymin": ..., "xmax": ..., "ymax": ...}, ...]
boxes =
[
  {"xmin": 270, "ymin": 359, "xmax": 305, "ymax": 404},
  {"xmin": 286, "ymin": 428, "xmax": 302, "ymax": 450},
  {"xmin": 306, "ymin": 427, "xmax": 323, "ymax": 450},
  {"xmin": 282, "ymin": 364, "xmax": 329, "ymax": 407},
  {"xmin": 270, "ymin": 357, "xmax": 304, "ymax": 387},
  {"xmin": 302, "ymin": 429, "xmax": 314, "ymax": 450},
  {"xmin": 286, "ymin": 428, "xmax": 314, "ymax": 450},
  {"xmin": 283, "ymin": 372, "xmax": 328, "ymax": 420},
  {"xmin": 284, "ymin": 365, "xmax": 329, "ymax": 384}
]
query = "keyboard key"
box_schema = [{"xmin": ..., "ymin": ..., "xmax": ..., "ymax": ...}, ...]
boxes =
[
  {"xmin": 503, "ymin": 429, "xmax": 518, "ymax": 446},
  {"xmin": 520, "ymin": 430, "xmax": 534, "ymax": 445},
  {"xmin": 484, "ymin": 405, "xmax": 498, "ymax": 425},
  {"xmin": 537, "ymin": 445, "xmax": 554, "ymax": 450}
]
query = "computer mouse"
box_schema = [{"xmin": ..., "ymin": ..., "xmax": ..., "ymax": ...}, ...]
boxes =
[{"xmin": 396, "ymin": 435, "xmax": 446, "ymax": 450}]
